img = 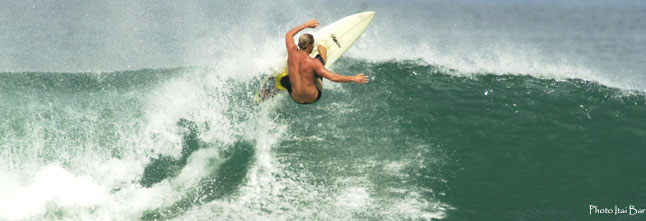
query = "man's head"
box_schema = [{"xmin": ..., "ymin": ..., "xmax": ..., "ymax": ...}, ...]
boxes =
[{"xmin": 298, "ymin": 33, "xmax": 314, "ymax": 53}]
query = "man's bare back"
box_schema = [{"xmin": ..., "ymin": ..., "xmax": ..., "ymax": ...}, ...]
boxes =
[
  {"xmin": 286, "ymin": 46, "xmax": 321, "ymax": 103},
  {"xmin": 285, "ymin": 19, "xmax": 369, "ymax": 104}
]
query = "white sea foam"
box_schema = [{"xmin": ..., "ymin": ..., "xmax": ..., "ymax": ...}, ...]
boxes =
[{"xmin": 0, "ymin": 166, "xmax": 108, "ymax": 220}]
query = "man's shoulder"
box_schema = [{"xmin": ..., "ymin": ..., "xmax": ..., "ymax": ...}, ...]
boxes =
[
  {"xmin": 302, "ymin": 56, "xmax": 317, "ymax": 67},
  {"xmin": 306, "ymin": 56, "xmax": 323, "ymax": 68}
]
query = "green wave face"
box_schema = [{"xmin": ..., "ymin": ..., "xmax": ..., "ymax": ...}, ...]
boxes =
[{"xmin": 1, "ymin": 59, "xmax": 645, "ymax": 220}]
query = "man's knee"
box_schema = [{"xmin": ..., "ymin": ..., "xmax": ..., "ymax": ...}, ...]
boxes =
[{"xmin": 315, "ymin": 78, "xmax": 323, "ymax": 90}]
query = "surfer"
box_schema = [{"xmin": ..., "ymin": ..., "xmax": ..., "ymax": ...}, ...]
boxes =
[{"xmin": 282, "ymin": 19, "xmax": 369, "ymax": 104}]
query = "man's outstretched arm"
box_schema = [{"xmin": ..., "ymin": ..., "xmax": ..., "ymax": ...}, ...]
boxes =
[
  {"xmin": 285, "ymin": 19, "xmax": 320, "ymax": 52},
  {"xmin": 314, "ymin": 62, "xmax": 369, "ymax": 83}
]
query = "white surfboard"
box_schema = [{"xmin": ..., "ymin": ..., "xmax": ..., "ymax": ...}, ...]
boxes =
[
  {"xmin": 312, "ymin": 11, "xmax": 376, "ymax": 68},
  {"xmin": 255, "ymin": 11, "xmax": 376, "ymax": 103}
]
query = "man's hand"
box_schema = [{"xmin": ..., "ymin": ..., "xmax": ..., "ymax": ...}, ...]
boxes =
[
  {"xmin": 304, "ymin": 19, "xmax": 320, "ymax": 28},
  {"xmin": 353, "ymin": 73, "xmax": 369, "ymax": 84}
]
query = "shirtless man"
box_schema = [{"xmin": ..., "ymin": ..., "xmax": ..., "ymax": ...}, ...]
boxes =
[{"xmin": 281, "ymin": 19, "xmax": 369, "ymax": 104}]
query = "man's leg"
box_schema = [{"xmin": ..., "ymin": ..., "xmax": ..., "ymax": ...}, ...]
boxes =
[
  {"xmin": 280, "ymin": 75, "xmax": 293, "ymax": 95},
  {"xmin": 314, "ymin": 41, "xmax": 329, "ymax": 91},
  {"xmin": 315, "ymin": 77, "xmax": 322, "ymax": 91},
  {"xmin": 317, "ymin": 43, "xmax": 328, "ymax": 63}
]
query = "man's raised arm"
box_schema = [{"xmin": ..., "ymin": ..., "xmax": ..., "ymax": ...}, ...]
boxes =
[{"xmin": 285, "ymin": 19, "xmax": 320, "ymax": 52}]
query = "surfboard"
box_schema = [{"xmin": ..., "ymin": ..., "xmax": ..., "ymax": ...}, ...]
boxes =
[{"xmin": 255, "ymin": 11, "xmax": 376, "ymax": 103}]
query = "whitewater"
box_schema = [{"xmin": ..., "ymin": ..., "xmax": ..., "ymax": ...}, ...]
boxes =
[{"xmin": 1, "ymin": 0, "xmax": 645, "ymax": 220}]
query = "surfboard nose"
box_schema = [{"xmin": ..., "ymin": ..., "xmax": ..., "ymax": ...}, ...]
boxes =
[{"xmin": 360, "ymin": 11, "xmax": 376, "ymax": 21}]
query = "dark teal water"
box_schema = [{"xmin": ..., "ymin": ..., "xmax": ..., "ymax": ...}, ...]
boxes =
[
  {"xmin": 279, "ymin": 60, "xmax": 646, "ymax": 220},
  {"xmin": 2, "ymin": 59, "xmax": 644, "ymax": 220}
]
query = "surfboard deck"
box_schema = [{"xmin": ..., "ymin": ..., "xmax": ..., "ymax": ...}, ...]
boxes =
[{"xmin": 254, "ymin": 11, "xmax": 376, "ymax": 104}]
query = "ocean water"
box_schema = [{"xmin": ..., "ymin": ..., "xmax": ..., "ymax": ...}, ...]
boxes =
[{"xmin": 1, "ymin": 1, "xmax": 645, "ymax": 220}]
